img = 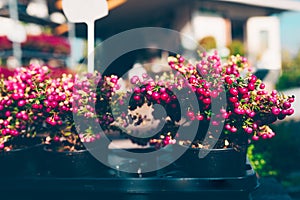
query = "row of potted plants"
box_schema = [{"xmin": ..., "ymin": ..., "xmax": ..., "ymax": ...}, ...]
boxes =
[
  {"xmin": 0, "ymin": 34, "xmax": 71, "ymax": 55},
  {"xmin": 0, "ymin": 51, "xmax": 295, "ymax": 178}
]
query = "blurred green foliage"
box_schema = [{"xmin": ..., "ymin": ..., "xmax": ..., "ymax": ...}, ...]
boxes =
[
  {"xmin": 276, "ymin": 50, "xmax": 300, "ymax": 90},
  {"xmin": 227, "ymin": 40, "xmax": 245, "ymax": 56},
  {"xmin": 247, "ymin": 144, "xmax": 278, "ymax": 177},
  {"xmin": 248, "ymin": 120, "xmax": 300, "ymax": 180}
]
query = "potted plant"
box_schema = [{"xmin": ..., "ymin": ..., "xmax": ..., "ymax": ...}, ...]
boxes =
[
  {"xmin": 41, "ymin": 70, "xmax": 120, "ymax": 177},
  {"xmin": 111, "ymin": 51, "xmax": 295, "ymax": 178},
  {"xmin": 0, "ymin": 65, "xmax": 49, "ymax": 176}
]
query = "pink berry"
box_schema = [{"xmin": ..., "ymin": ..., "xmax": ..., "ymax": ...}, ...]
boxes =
[
  {"xmin": 252, "ymin": 135, "xmax": 259, "ymax": 141},
  {"xmin": 225, "ymin": 76, "xmax": 233, "ymax": 84},
  {"xmin": 288, "ymin": 98, "xmax": 295, "ymax": 103},
  {"xmin": 234, "ymin": 102, "xmax": 240, "ymax": 107},
  {"xmin": 160, "ymin": 88, "xmax": 166, "ymax": 93},
  {"xmin": 249, "ymin": 111, "xmax": 256, "ymax": 118},
  {"xmin": 222, "ymin": 112, "xmax": 229, "ymax": 119},
  {"xmin": 245, "ymin": 127, "xmax": 253, "ymax": 134},
  {"xmin": 189, "ymin": 116, "xmax": 195, "ymax": 121},
  {"xmin": 18, "ymin": 100, "xmax": 26, "ymax": 107},
  {"xmin": 261, "ymin": 134, "xmax": 268, "ymax": 139},
  {"xmin": 5, "ymin": 111, "xmax": 11, "ymax": 117},
  {"xmin": 152, "ymin": 92, "xmax": 160, "ymax": 100},
  {"xmin": 287, "ymin": 108, "xmax": 294, "ymax": 115},
  {"xmin": 226, "ymin": 67, "xmax": 232, "ymax": 74},
  {"xmin": 47, "ymin": 95, "xmax": 54, "ymax": 101},
  {"xmin": 252, "ymin": 123, "xmax": 258, "ymax": 129},
  {"xmin": 186, "ymin": 111, "xmax": 194, "ymax": 118},
  {"xmin": 53, "ymin": 115, "xmax": 60, "ymax": 121},
  {"xmin": 281, "ymin": 109, "xmax": 289, "ymax": 115},
  {"xmin": 210, "ymin": 90, "xmax": 218, "ymax": 98},
  {"xmin": 133, "ymin": 95, "xmax": 141, "ymax": 101},
  {"xmin": 272, "ymin": 107, "xmax": 280, "ymax": 115},
  {"xmin": 248, "ymin": 83, "xmax": 255, "ymax": 91},
  {"xmin": 225, "ymin": 124, "xmax": 231, "ymax": 130},
  {"xmin": 130, "ymin": 76, "xmax": 140, "ymax": 84},
  {"xmin": 53, "ymin": 136, "xmax": 60, "ymax": 142},
  {"xmin": 134, "ymin": 87, "xmax": 141, "ymax": 93},
  {"xmin": 229, "ymin": 97, "xmax": 238, "ymax": 103},
  {"xmin": 51, "ymin": 101, "xmax": 58, "ymax": 108},
  {"xmin": 271, "ymin": 90, "xmax": 278, "ymax": 96},
  {"xmin": 203, "ymin": 98, "xmax": 211, "ymax": 104},
  {"xmin": 283, "ymin": 102, "xmax": 291, "ymax": 109},
  {"xmin": 161, "ymin": 93, "xmax": 169, "ymax": 101},
  {"xmin": 259, "ymin": 83, "xmax": 265, "ymax": 89},
  {"xmin": 231, "ymin": 127, "xmax": 237, "ymax": 133},
  {"xmin": 178, "ymin": 56, "xmax": 185, "ymax": 63},
  {"xmin": 229, "ymin": 88, "xmax": 239, "ymax": 96},
  {"xmin": 3, "ymin": 120, "xmax": 9, "ymax": 126},
  {"xmin": 32, "ymin": 104, "xmax": 40, "ymax": 109},
  {"xmin": 196, "ymin": 114, "xmax": 204, "ymax": 121},
  {"xmin": 12, "ymin": 93, "xmax": 20, "ymax": 100},
  {"xmin": 238, "ymin": 87, "xmax": 248, "ymax": 94},
  {"xmin": 250, "ymin": 75, "xmax": 257, "ymax": 83}
]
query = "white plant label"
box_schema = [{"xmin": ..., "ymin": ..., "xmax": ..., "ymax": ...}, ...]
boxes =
[{"xmin": 62, "ymin": 0, "xmax": 109, "ymax": 72}]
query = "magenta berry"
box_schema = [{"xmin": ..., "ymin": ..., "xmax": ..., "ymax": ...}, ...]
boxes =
[
  {"xmin": 259, "ymin": 83, "xmax": 265, "ymax": 89},
  {"xmin": 287, "ymin": 108, "xmax": 294, "ymax": 115},
  {"xmin": 161, "ymin": 93, "xmax": 169, "ymax": 101},
  {"xmin": 203, "ymin": 98, "xmax": 211, "ymax": 104},
  {"xmin": 272, "ymin": 107, "xmax": 280, "ymax": 115},
  {"xmin": 152, "ymin": 92, "xmax": 160, "ymax": 101},
  {"xmin": 250, "ymin": 75, "xmax": 257, "ymax": 83},
  {"xmin": 288, "ymin": 97, "xmax": 295, "ymax": 103},
  {"xmin": 245, "ymin": 127, "xmax": 253, "ymax": 134},
  {"xmin": 229, "ymin": 97, "xmax": 238, "ymax": 103},
  {"xmin": 248, "ymin": 82, "xmax": 255, "ymax": 91},
  {"xmin": 238, "ymin": 87, "xmax": 248, "ymax": 94},
  {"xmin": 283, "ymin": 102, "xmax": 291, "ymax": 109},
  {"xmin": 17, "ymin": 100, "xmax": 26, "ymax": 107},
  {"xmin": 229, "ymin": 88, "xmax": 238, "ymax": 96},
  {"xmin": 196, "ymin": 114, "xmax": 204, "ymax": 121},
  {"xmin": 186, "ymin": 111, "xmax": 194, "ymax": 118},
  {"xmin": 225, "ymin": 76, "xmax": 233, "ymax": 84},
  {"xmin": 252, "ymin": 135, "xmax": 259, "ymax": 141}
]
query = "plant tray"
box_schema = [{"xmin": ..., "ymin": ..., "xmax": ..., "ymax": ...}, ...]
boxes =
[{"xmin": 0, "ymin": 164, "xmax": 259, "ymax": 200}]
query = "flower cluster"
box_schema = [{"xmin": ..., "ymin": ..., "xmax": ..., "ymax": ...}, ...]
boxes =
[
  {"xmin": 0, "ymin": 65, "xmax": 51, "ymax": 150},
  {"xmin": 0, "ymin": 52, "xmax": 295, "ymax": 151},
  {"xmin": 0, "ymin": 35, "xmax": 70, "ymax": 55},
  {"xmin": 41, "ymin": 72, "xmax": 120, "ymax": 151},
  {"xmin": 22, "ymin": 35, "xmax": 71, "ymax": 55},
  {"xmin": 71, "ymin": 73, "xmax": 119, "ymax": 145},
  {"xmin": 115, "ymin": 52, "xmax": 295, "ymax": 148},
  {"xmin": 0, "ymin": 64, "xmax": 119, "ymax": 151}
]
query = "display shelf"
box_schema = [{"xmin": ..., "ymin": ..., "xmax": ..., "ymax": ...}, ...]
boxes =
[
  {"xmin": 0, "ymin": 7, "xmax": 59, "ymax": 27},
  {"xmin": 0, "ymin": 50, "xmax": 68, "ymax": 60}
]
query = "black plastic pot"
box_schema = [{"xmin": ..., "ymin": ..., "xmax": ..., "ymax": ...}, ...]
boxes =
[
  {"xmin": 0, "ymin": 142, "xmax": 43, "ymax": 177},
  {"xmin": 43, "ymin": 145, "xmax": 110, "ymax": 177},
  {"xmin": 108, "ymin": 147, "xmax": 163, "ymax": 178},
  {"xmin": 173, "ymin": 145, "xmax": 248, "ymax": 178}
]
